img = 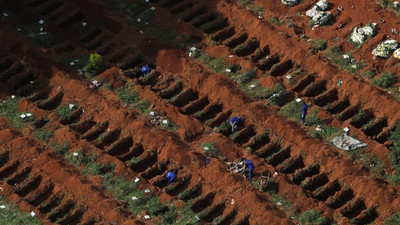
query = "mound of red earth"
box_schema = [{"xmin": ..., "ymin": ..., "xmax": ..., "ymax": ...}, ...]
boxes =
[{"xmin": 0, "ymin": 0, "xmax": 400, "ymax": 224}]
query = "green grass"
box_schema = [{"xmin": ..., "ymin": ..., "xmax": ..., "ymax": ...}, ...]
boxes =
[
  {"xmin": 34, "ymin": 129, "xmax": 54, "ymax": 142},
  {"xmin": 56, "ymin": 105, "xmax": 75, "ymax": 121},
  {"xmin": 0, "ymin": 96, "xmax": 35, "ymax": 128},
  {"xmin": 50, "ymin": 141, "xmax": 71, "ymax": 156},
  {"xmin": 279, "ymin": 100, "xmax": 303, "ymax": 121},
  {"xmin": 83, "ymin": 53, "xmax": 105, "ymax": 77},
  {"xmin": 243, "ymin": 81, "xmax": 274, "ymax": 100},
  {"xmin": 0, "ymin": 195, "xmax": 42, "ymax": 225},
  {"xmin": 389, "ymin": 124, "xmax": 400, "ymax": 183},
  {"xmin": 269, "ymin": 17, "xmax": 281, "ymax": 26},
  {"xmin": 323, "ymin": 46, "xmax": 366, "ymax": 73},
  {"xmin": 345, "ymin": 147, "xmax": 388, "ymax": 179},
  {"xmin": 114, "ymin": 84, "xmax": 150, "ymax": 113},
  {"xmin": 385, "ymin": 212, "xmax": 400, "ymax": 225},
  {"xmin": 160, "ymin": 119, "xmax": 179, "ymax": 132},
  {"xmin": 310, "ymin": 39, "xmax": 327, "ymax": 51},
  {"xmin": 372, "ymin": 72, "xmax": 397, "ymax": 89},
  {"xmin": 360, "ymin": 69, "xmax": 376, "ymax": 79},
  {"xmin": 297, "ymin": 210, "xmax": 329, "ymax": 225},
  {"xmin": 196, "ymin": 54, "xmax": 228, "ymax": 73}
]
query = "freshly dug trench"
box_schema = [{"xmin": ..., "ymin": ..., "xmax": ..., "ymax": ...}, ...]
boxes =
[
  {"xmin": 158, "ymin": 81, "xmax": 183, "ymax": 99},
  {"xmin": 180, "ymin": 97, "xmax": 209, "ymax": 115},
  {"xmin": 69, "ymin": 120, "xmax": 96, "ymax": 134},
  {"xmin": 130, "ymin": 151, "xmax": 158, "ymax": 172},
  {"xmin": 7, "ymin": 167, "xmax": 32, "ymax": 186},
  {"xmin": 266, "ymin": 147, "xmax": 291, "ymax": 166},
  {"xmin": 38, "ymin": 0, "xmax": 63, "ymax": 16},
  {"xmin": 257, "ymin": 54, "xmax": 280, "ymax": 71},
  {"xmin": 199, "ymin": 201, "xmax": 226, "ymax": 222},
  {"xmin": 80, "ymin": 27, "xmax": 102, "ymax": 43},
  {"xmin": 270, "ymin": 60, "xmax": 293, "ymax": 77},
  {"xmin": 202, "ymin": 17, "xmax": 229, "ymax": 34},
  {"xmin": 82, "ymin": 121, "xmax": 109, "ymax": 141},
  {"xmin": 208, "ymin": 110, "xmax": 231, "ymax": 127},
  {"xmin": 105, "ymin": 136, "xmax": 134, "ymax": 156},
  {"xmin": 244, "ymin": 132, "xmax": 270, "ymax": 151},
  {"xmin": 14, "ymin": 175, "xmax": 42, "ymax": 197},
  {"xmin": 95, "ymin": 128, "xmax": 121, "ymax": 149},
  {"xmin": 118, "ymin": 143, "xmax": 145, "ymax": 162},
  {"xmin": 0, "ymin": 161, "xmax": 20, "ymax": 180},
  {"xmin": 251, "ymin": 46, "xmax": 270, "ymax": 63},
  {"xmin": 231, "ymin": 126, "xmax": 256, "ymax": 145},
  {"xmin": 325, "ymin": 97, "xmax": 349, "ymax": 114},
  {"xmin": 280, "ymin": 155, "xmax": 304, "ymax": 174},
  {"xmin": 300, "ymin": 173, "xmax": 329, "ymax": 192},
  {"xmin": 292, "ymin": 164, "xmax": 320, "ymax": 185},
  {"xmin": 56, "ymin": 10, "xmax": 85, "ymax": 28},
  {"xmin": 0, "ymin": 63, "xmax": 24, "ymax": 82},
  {"xmin": 362, "ymin": 117, "xmax": 387, "ymax": 137},
  {"xmin": 326, "ymin": 187, "xmax": 354, "ymax": 209},
  {"xmin": 170, "ymin": 1, "xmax": 193, "ymax": 15},
  {"xmin": 224, "ymin": 33, "xmax": 248, "ymax": 49},
  {"xmin": 350, "ymin": 110, "xmax": 374, "ymax": 128},
  {"xmin": 293, "ymin": 73, "xmax": 315, "ymax": 92},
  {"xmin": 196, "ymin": 102, "xmax": 223, "ymax": 122},
  {"xmin": 26, "ymin": 182, "xmax": 54, "ymax": 206},
  {"xmin": 314, "ymin": 180, "xmax": 341, "ymax": 201},
  {"xmin": 302, "ymin": 80, "xmax": 327, "ymax": 97},
  {"xmin": 37, "ymin": 92, "xmax": 63, "ymax": 110},
  {"xmin": 255, "ymin": 140, "xmax": 281, "ymax": 158},
  {"xmin": 39, "ymin": 193, "xmax": 65, "ymax": 213},
  {"xmin": 190, "ymin": 13, "xmax": 218, "ymax": 28},
  {"xmin": 212, "ymin": 26, "xmax": 235, "ymax": 42},
  {"xmin": 191, "ymin": 192, "xmax": 215, "ymax": 213},
  {"xmin": 339, "ymin": 104, "xmax": 360, "ymax": 121},
  {"xmin": 170, "ymin": 88, "xmax": 198, "ymax": 107},
  {"xmin": 314, "ymin": 88, "xmax": 338, "ymax": 107},
  {"xmin": 140, "ymin": 160, "xmax": 169, "ymax": 179},
  {"xmin": 181, "ymin": 6, "xmax": 206, "ymax": 22},
  {"xmin": 340, "ymin": 198, "xmax": 366, "ymax": 219}
]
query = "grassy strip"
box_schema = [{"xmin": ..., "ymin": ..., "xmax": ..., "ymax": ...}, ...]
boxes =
[
  {"xmin": 0, "ymin": 96, "xmax": 35, "ymax": 129},
  {"xmin": 323, "ymin": 46, "xmax": 366, "ymax": 74},
  {"xmin": 0, "ymin": 195, "xmax": 42, "ymax": 225},
  {"xmin": 115, "ymin": 84, "xmax": 150, "ymax": 113}
]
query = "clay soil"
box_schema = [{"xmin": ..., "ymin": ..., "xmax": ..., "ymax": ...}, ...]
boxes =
[{"xmin": 1, "ymin": 0, "xmax": 400, "ymax": 224}]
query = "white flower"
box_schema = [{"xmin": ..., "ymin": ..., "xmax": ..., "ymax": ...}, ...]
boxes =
[
  {"xmin": 73, "ymin": 152, "xmax": 79, "ymax": 156},
  {"xmin": 134, "ymin": 178, "xmax": 140, "ymax": 183},
  {"xmin": 131, "ymin": 196, "xmax": 138, "ymax": 200},
  {"xmin": 31, "ymin": 211, "xmax": 36, "ymax": 217},
  {"xmin": 0, "ymin": 205, "xmax": 5, "ymax": 209}
]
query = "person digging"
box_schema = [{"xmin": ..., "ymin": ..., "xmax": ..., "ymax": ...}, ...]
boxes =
[{"xmin": 230, "ymin": 116, "xmax": 243, "ymax": 133}]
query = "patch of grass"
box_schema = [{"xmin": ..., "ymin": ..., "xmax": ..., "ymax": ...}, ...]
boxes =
[
  {"xmin": 297, "ymin": 210, "xmax": 329, "ymax": 225},
  {"xmin": 310, "ymin": 39, "xmax": 327, "ymax": 51},
  {"xmin": 114, "ymin": 84, "xmax": 150, "ymax": 113},
  {"xmin": 197, "ymin": 54, "xmax": 228, "ymax": 73},
  {"xmin": 267, "ymin": 83, "xmax": 289, "ymax": 106},
  {"xmin": 372, "ymin": 72, "xmax": 397, "ymax": 89},
  {"xmin": 200, "ymin": 142, "xmax": 225, "ymax": 161},
  {"xmin": 56, "ymin": 105, "xmax": 77, "ymax": 121},
  {"xmin": 389, "ymin": 124, "xmax": 400, "ymax": 182},
  {"xmin": 346, "ymin": 148, "xmax": 387, "ymax": 179},
  {"xmin": 323, "ymin": 46, "xmax": 366, "ymax": 73},
  {"xmin": 243, "ymin": 81, "xmax": 274, "ymax": 100},
  {"xmin": 229, "ymin": 69, "xmax": 257, "ymax": 85},
  {"xmin": 279, "ymin": 100, "xmax": 303, "ymax": 121},
  {"xmin": 385, "ymin": 212, "xmax": 400, "ymax": 225},
  {"xmin": 34, "ymin": 129, "xmax": 54, "ymax": 142},
  {"xmin": 82, "ymin": 162, "xmax": 115, "ymax": 177},
  {"xmin": 360, "ymin": 69, "xmax": 376, "ymax": 79},
  {"xmin": 65, "ymin": 151, "xmax": 98, "ymax": 167},
  {"xmin": 160, "ymin": 119, "xmax": 179, "ymax": 132},
  {"xmin": 249, "ymin": 4, "xmax": 265, "ymax": 14},
  {"xmin": 269, "ymin": 17, "xmax": 281, "ymax": 26},
  {"xmin": 0, "ymin": 195, "xmax": 42, "ymax": 225},
  {"xmin": 0, "ymin": 97, "xmax": 35, "ymax": 128},
  {"xmin": 50, "ymin": 141, "xmax": 71, "ymax": 156}
]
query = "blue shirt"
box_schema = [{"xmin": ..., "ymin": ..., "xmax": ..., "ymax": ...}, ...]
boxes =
[
  {"xmin": 245, "ymin": 159, "xmax": 254, "ymax": 170},
  {"xmin": 302, "ymin": 104, "xmax": 308, "ymax": 114},
  {"xmin": 230, "ymin": 117, "xmax": 242, "ymax": 124},
  {"xmin": 166, "ymin": 171, "xmax": 176, "ymax": 181},
  {"xmin": 141, "ymin": 65, "xmax": 151, "ymax": 75}
]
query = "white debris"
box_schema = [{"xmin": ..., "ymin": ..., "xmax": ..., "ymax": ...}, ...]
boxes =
[
  {"xmin": 281, "ymin": 0, "xmax": 298, "ymax": 6},
  {"xmin": 144, "ymin": 189, "xmax": 151, "ymax": 193},
  {"xmin": 137, "ymin": 18, "xmax": 141, "ymax": 22},
  {"xmin": 162, "ymin": 119, "xmax": 168, "ymax": 124},
  {"xmin": 145, "ymin": 0, "xmax": 150, "ymax": 2},
  {"xmin": 91, "ymin": 80, "xmax": 101, "ymax": 87},
  {"xmin": 231, "ymin": 199, "xmax": 235, "ymax": 205},
  {"xmin": 3, "ymin": 13, "xmax": 8, "ymax": 17},
  {"xmin": 273, "ymin": 172, "xmax": 278, "ymax": 177},
  {"xmin": 331, "ymin": 133, "xmax": 367, "ymax": 151},
  {"xmin": 40, "ymin": 27, "xmax": 43, "ymax": 32},
  {"xmin": 372, "ymin": 39, "xmax": 398, "ymax": 58},
  {"xmin": 131, "ymin": 196, "xmax": 138, "ymax": 200},
  {"xmin": 229, "ymin": 55, "xmax": 233, "ymax": 57},
  {"xmin": 134, "ymin": 177, "xmax": 140, "ymax": 183},
  {"xmin": 306, "ymin": 6, "xmax": 319, "ymax": 18},
  {"xmin": 315, "ymin": 125, "xmax": 322, "ymax": 132},
  {"xmin": 82, "ymin": 22, "xmax": 87, "ymax": 27},
  {"xmin": 203, "ymin": 146, "xmax": 209, "ymax": 151},
  {"xmin": 249, "ymin": 84, "xmax": 256, "ymax": 90},
  {"xmin": 11, "ymin": 95, "xmax": 15, "ymax": 99},
  {"xmin": 149, "ymin": 111, "xmax": 155, "ymax": 116},
  {"xmin": 350, "ymin": 23, "xmax": 376, "ymax": 46},
  {"xmin": 139, "ymin": 30, "xmax": 144, "ymax": 34},
  {"xmin": 225, "ymin": 68, "xmax": 231, "ymax": 72},
  {"xmin": 258, "ymin": 15, "xmax": 263, "ymax": 19},
  {"xmin": 277, "ymin": 201, "xmax": 282, "ymax": 206},
  {"xmin": 144, "ymin": 215, "xmax": 150, "ymax": 220},
  {"xmin": 69, "ymin": 61, "xmax": 75, "ymax": 66},
  {"xmin": 30, "ymin": 81, "xmax": 34, "ymax": 84},
  {"xmin": 17, "ymin": 28, "xmax": 21, "ymax": 31},
  {"xmin": 343, "ymin": 127, "xmax": 350, "ymax": 133},
  {"xmin": 351, "ymin": 65, "xmax": 358, "ymax": 69},
  {"xmin": 343, "ymin": 54, "xmax": 350, "ymax": 59},
  {"xmin": 295, "ymin": 98, "xmax": 302, "ymax": 102},
  {"xmin": 394, "ymin": 48, "xmax": 400, "ymax": 59},
  {"xmin": 395, "ymin": 1, "xmax": 400, "ymax": 7},
  {"xmin": 26, "ymin": 113, "xmax": 32, "ymax": 117},
  {"xmin": 316, "ymin": 0, "xmax": 329, "ymax": 10},
  {"xmin": 31, "ymin": 211, "xmax": 36, "ymax": 217},
  {"xmin": 286, "ymin": 75, "xmax": 292, "ymax": 79},
  {"xmin": 69, "ymin": 103, "xmax": 75, "ymax": 109},
  {"xmin": 194, "ymin": 215, "xmax": 200, "ymax": 221},
  {"xmin": 0, "ymin": 205, "xmax": 5, "ymax": 209},
  {"xmin": 77, "ymin": 69, "xmax": 83, "ymax": 74},
  {"xmin": 73, "ymin": 152, "xmax": 79, "ymax": 156},
  {"xmin": 38, "ymin": 20, "xmax": 44, "ymax": 24},
  {"xmin": 190, "ymin": 47, "xmax": 197, "ymax": 51},
  {"xmin": 20, "ymin": 114, "xmax": 26, "ymax": 119},
  {"xmin": 150, "ymin": 6, "xmax": 156, "ymax": 11}
]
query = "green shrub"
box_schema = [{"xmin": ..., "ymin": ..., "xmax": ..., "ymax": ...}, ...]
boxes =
[
  {"xmin": 385, "ymin": 212, "xmax": 400, "ymax": 225},
  {"xmin": 323, "ymin": 46, "xmax": 366, "ymax": 73},
  {"xmin": 83, "ymin": 162, "xmax": 115, "ymax": 176},
  {"xmin": 361, "ymin": 70, "xmax": 376, "ymax": 79},
  {"xmin": 297, "ymin": 210, "xmax": 329, "ymax": 225},
  {"xmin": 34, "ymin": 129, "xmax": 54, "ymax": 142},
  {"xmin": 269, "ymin": 17, "xmax": 281, "ymax": 26},
  {"xmin": 201, "ymin": 142, "xmax": 221, "ymax": 158},
  {"xmin": 83, "ymin": 53, "xmax": 105, "ymax": 77},
  {"xmin": 233, "ymin": 69, "xmax": 257, "ymax": 85},
  {"xmin": 66, "ymin": 151, "xmax": 98, "ymax": 167},
  {"xmin": 268, "ymin": 84, "xmax": 289, "ymax": 106},
  {"xmin": 56, "ymin": 105, "xmax": 75, "ymax": 121},
  {"xmin": 243, "ymin": 82, "xmax": 274, "ymax": 100},
  {"xmin": 115, "ymin": 84, "xmax": 150, "ymax": 113},
  {"xmin": 279, "ymin": 100, "xmax": 303, "ymax": 120},
  {"xmin": 372, "ymin": 72, "xmax": 397, "ymax": 88},
  {"xmin": 0, "ymin": 195, "xmax": 42, "ymax": 225},
  {"xmin": 160, "ymin": 119, "xmax": 179, "ymax": 131},
  {"xmin": 390, "ymin": 125, "xmax": 400, "ymax": 182},
  {"xmin": 52, "ymin": 141, "xmax": 71, "ymax": 155},
  {"xmin": 310, "ymin": 39, "xmax": 327, "ymax": 51},
  {"xmin": 197, "ymin": 54, "xmax": 227, "ymax": 73}
]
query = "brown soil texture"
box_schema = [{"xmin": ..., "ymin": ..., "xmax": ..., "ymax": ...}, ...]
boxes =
[{"xmin": 1, "ymin": 0, "xmax": 400, "ymax": 224}]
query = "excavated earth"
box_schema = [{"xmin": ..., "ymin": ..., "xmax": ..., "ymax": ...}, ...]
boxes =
[{"xmin": 1, "ymin": 0, "xmax": 400, "ymax": 224}]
